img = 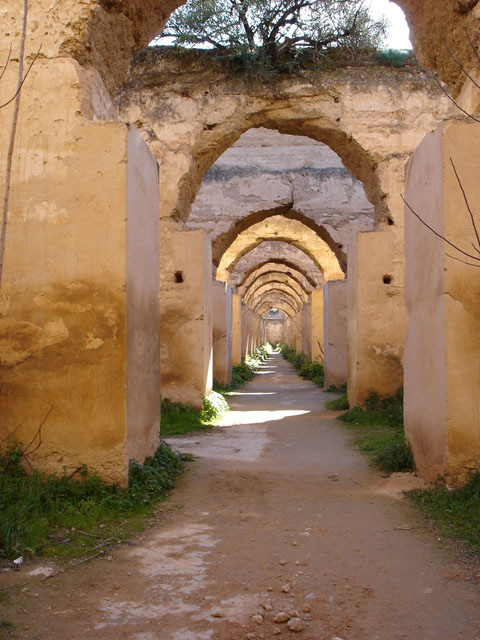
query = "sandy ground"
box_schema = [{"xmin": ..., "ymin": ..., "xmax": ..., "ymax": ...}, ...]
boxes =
[{"xmin": 1, "ymin": 354, "xmax": 480, "ymax": 640}]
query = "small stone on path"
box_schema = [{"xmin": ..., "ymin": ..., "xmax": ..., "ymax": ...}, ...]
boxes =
[
  {"xmin": 251, "ymin": 614, "xmax": 263, "ymax": 625},
  {"xmin": 281, "ymin": 584, "xmax": 291, "ymax": 593},
  {"xmin": 287, "ymin": 617, "xmax": 305, "ymax": 632},
  {"xmin": 274, "ymin": 612, "xmax": 290, "ymax": 623},
  {"xmin": 211, "ymin": 607, "xmax": 223, "ymax": 618}
]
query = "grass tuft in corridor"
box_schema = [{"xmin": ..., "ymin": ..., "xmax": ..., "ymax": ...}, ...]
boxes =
[
  {"xmin": 0, "ymin": 440, "xmax": 183, "ymax": 560},
  {"xmin": 325, "ymin": 393, "xmax": 349, "ymax": 411},
  {"xmin": 162, "ymin": 345, "xmax": 272, "ymax": 435},
  {"xmin": 278, "ymin": 344, "xmax": 324, "ymax": 386},
  {"xmin": 339, "ymin": 389, "xmax": 415, "ymax": 474},
  {"xmin": 408, "ymin": 473, "xmax": 480, "ymax": 550}
]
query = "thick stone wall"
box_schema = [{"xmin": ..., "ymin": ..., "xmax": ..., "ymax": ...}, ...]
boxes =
[
  {"xmin": 159, "ymin": 227, "xmax": 213, "ymax": 408},
  {"xmin": 0, "ymin": 59, "xmax": 160, "ymax": 483},
  {"xmin": 323, "ymin": 280, "xmax": 348, "ymax": 389},
  {"xmin": 404, "ymin": 119, "xmax": 480, "ymax": 482}
]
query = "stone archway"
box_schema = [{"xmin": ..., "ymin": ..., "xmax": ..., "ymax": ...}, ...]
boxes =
[{"xmin": 216, "ymin": 216, "xmax": 344, "ymax": 284}]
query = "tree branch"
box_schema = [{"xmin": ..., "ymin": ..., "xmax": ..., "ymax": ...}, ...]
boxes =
[
  {"xmin": 449, "ymin": 157, "xmax": 480, "ymax": 251},
  {"xmin": 0, "ymin": 0, "xmax": 29, "ymax": 290},
  {"xmin": 401, "ymin": 194, "xmax": 480, "ymax": 262}
]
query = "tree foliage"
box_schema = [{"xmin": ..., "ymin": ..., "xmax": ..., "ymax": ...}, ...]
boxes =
[{"xmin": 158, "ymin": 0, "xmax": 388, "ymax": 67}]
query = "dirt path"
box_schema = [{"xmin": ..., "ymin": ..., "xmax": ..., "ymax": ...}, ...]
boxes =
[{"xmin": 2, "ymin": 354, "xmax": 480, "ymax": 639}]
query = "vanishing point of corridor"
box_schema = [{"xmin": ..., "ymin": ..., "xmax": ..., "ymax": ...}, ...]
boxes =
[{"xmin": 6, "ymin": 355, "xmax": 480, "ymax": 639}]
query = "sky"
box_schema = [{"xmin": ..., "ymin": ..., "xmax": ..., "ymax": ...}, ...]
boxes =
[{"xmin": 367, "ymin": 0, "xmax": 412, "ymax": 49}]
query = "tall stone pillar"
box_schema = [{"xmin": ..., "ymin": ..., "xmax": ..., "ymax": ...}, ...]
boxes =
[
  {"xmin": 323, "ymin": 280, "xmax": 348, "ymax": 389},
  {"xmin": 405, "ymin": 120, "xmax": 480, "ymax": 482},
  {"xmin": 212, "ymin": 281, "xmax": 233, "ymax": 386},
  {"xmin": 0, "ymin": 60, "xmax": 161, "ymax": 484},
  {"xmin": 347, "ymin": 230, "xmax": 407, "ymax": 408},
  {"xmin": 294, "ymin": 312, "xmax": 303, "ymax": 353},
  {"xmin": 160, "ymin": 229, "xmax": 213, "ymax": 409},
  {"xmin": 311, "ymin": 290, "xmax": 324, "ymax": 362},
  {"xmin": 241, "ymin": 301, "xmax": 249, "ymax": 358},
  {"xmin": 232, "ymin": 294, "xmax": 242, "ymax": 366}
]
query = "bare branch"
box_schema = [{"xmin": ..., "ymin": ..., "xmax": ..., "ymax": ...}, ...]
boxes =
[
  {"xmin": 445, "ymin": 42, "xmax": 480, "ymax": 92},
  {"xmin": 464, "ymin": 27, "xmax": 480, "ymax": 67},
  {"xmin": 0, "ymin": 46, "xmax": 41, "ymax": 110},
  {"xmin": 450, "ymin": 157, "xmax": 480, "ymax": 251},
  {"xmin": 22, "ymin": 404, "xmax": 54, "ymax": 456},
  {"xmin": 446, "ymin": 252, "xmax": 480, "ymax": 267},
  {"xmin": 0, "ymin": 44, "xmax": 12, "ymax": 84},
  {"xmin": 431, "ymin": 73, "xmax": 480, "ymax": 123},
  {"xmin": 401, "ymin": 194, "xmax": 480, "ymax": 261},
  {"xmin": 0, "ymin": 0, "xmax": 29, "ymax": 289}
]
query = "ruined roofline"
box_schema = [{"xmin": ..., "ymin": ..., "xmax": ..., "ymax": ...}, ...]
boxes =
[{"xmin": 119, "ymin": 45, "xmax": 435, "ymax": 97}]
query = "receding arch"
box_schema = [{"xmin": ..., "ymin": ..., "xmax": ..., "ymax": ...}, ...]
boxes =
[
  {"xmin": 213, "ymin": 208, "xmax": 346, "ymax": 271},
  {"xmin": 248, "ymin": 283, "xmax": 304, "ymax": 310},
  {"xmin": 238, "ymin": 259, "xmax": 319, "ymax": 289},
  {"xmin": 253, "ymin": 294, "xmax": 297, "ymax": 317},
  {"xmin": 257, "ymin": 300, "xmax": 295, "ymax": 318},
  {"xmin": 241, "ymin": 270, "xmax": 312, "ymax": 299},
  {"xmin": 217, "ymin": 215, "xmax": 344, "ymax": 284}
]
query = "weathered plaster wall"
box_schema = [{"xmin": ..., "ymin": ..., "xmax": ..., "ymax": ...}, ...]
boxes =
[
  {"xmin": 159, "ymin": 227, "xmax": 213, "ymax": 408},
  {"xmin": 310, "ymin": 290, "xmax": 324, "ymax": 362},
  {"xmin": 323, "ymin": 280, "xmax": 348, "ymax": 389},
  {"xmin": 264, "ymin": 315, "xmax": 286, "ymax": 345},
  {"xmin": 0, "ymin": 59, "xmax": 160, "ymax": 481},
  {"xmin": 404, "ymin": 119, "xmax": 480, "ymax": 482},
  {"xmin": 347, "ymin": 231, "xmax": 407, "ymax": 407},
  {"xmin": 126, "ymin": 127, "xmax": 161, "ymax": 464}
]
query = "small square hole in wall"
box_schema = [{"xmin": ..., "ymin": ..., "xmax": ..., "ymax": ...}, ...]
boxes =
[
  {"xmin": 383, "ymin": 274, "xmax": 393, "ymax": 284},
  {"xmin": 174, "ymin": 271, "xmax": 184, "ymax": 283}
]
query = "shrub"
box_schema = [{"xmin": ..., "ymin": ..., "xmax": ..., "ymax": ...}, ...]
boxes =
[
  {"xmin": 339, "ymin": 389, "xmax": 414, "ymax": 474},
  {"xmin": 0, "ymin": 441, "xmax": 183, "ymax": 559},
  {"xmin": 409, "ymin": 472, "xmax": 480, "ymax": 550},
  {"xmin": 325, "ymin": 393, "xmax": 349, "ymax": 411}
]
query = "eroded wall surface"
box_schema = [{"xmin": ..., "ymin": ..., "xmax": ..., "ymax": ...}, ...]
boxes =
[
  {"xmin": 405, "ymin": 119, "xmax": 480, "ymax": 482},
  {"xmin": 159, "ymin": 227, "xmax": 213, "ymax": 408},
  {"xmin": 347, "ymin": 231, "xmax": 407, "ymax": 407},
  {"xmin": 0, "ymin": 58, "xmax": 160, "ymax": 483}
]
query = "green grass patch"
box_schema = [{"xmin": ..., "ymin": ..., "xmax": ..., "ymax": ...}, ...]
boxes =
[
  {"xmin": 408, "ymin": 473, "xmax": 480, "ymax": 550},
  {"xmin": 326, "ymin": 383, "xmax": 347, "ymax": 393},
  {"xmin": 279, "ymin": 344, "xmax": 324, "ymax": 387},
  {"xmin": 339, "ymin": 389, "xmax": 415, "ymax": 474},
  {"xmin": 325, "ymin": 393, "xmax": 349, "ymax": 411},
  {"xmin": 160, "ymin": 399, "xmax": 209, "ymax": 436},
  {"xmin": 161, "ymin": 390, "xmax": 230, "ymax": 436},
  {"xmin": 0, "ymin": 441, "xmax": 184, "ymax": 560}
]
